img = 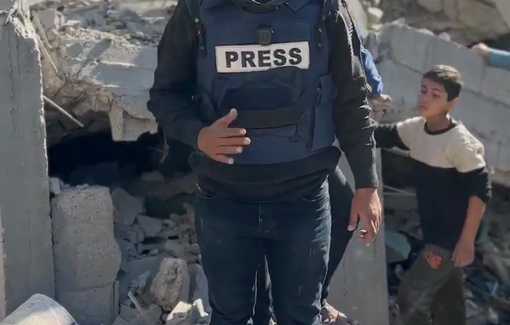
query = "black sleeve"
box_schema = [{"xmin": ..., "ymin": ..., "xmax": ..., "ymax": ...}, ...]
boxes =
[
  {"xmin": 459, "ymin": 167, "xmax": 492, "ymax": 203},
  {"xmin": 147, "ymin": 1, "xmax": 205, "ymax": 149},
  {"xmin": 374, "ymin": 124, "xmax": 409, "ymax": 150},
  {"xmin": 327, "ymin": 1, "xmax": 377, "ymax": 189}
]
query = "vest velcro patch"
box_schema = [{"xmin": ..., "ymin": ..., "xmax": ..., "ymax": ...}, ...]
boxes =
[{"xmin": 215, "ymin": 41, "xmax": 310, "ymax": 73}]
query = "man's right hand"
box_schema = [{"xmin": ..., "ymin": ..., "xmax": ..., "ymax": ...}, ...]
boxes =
[{"xmin": 198, "ymin": 109, "xmax": 251, "ymax": 164}]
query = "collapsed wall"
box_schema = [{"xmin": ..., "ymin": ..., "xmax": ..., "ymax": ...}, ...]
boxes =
[
  {"xmin": 377, "ymin": 0, "xmax": 509, "ymax": 45},
  {"xmin": 372, "ymin": 20, "xmax": 510, "ymax": 187},
  {"xmin": 32, "ymin": 0, "xmax": 170, "ymax": 143}
]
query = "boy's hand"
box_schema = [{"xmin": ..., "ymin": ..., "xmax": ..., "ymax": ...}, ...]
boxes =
[
  {"xmin": 452, "ymin": 238, "xmax": 475, "ymax": 267},
  {"xmin": 348, "ymin": 188, "xmax": 382, "ymax": 244},
  {"xmin": 374, "ymin": 93, "xmax": 392, "ymax": 104},
  {"xmin": 198, "ymin": 109, "xmax": 251, "ymax": 164}
]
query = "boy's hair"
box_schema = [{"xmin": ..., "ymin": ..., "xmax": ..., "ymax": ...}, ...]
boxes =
[{"xmin": 422, "ymin": 65, "xmax": 463, "ymax": 101}]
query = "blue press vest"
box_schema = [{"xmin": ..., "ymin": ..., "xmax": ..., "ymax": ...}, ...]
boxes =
[{"xmin": 196, "ymin": 0, "xmax": 337, "ymax": 165}]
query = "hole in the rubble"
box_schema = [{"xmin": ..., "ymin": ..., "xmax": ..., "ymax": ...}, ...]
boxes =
[
  {"xmin": 382, "ymin": 150, "xmax": 510, "ymax": 322},
  {"xmin": 47, "ymin": 129, "xmax": 200, "ymax": 320}
]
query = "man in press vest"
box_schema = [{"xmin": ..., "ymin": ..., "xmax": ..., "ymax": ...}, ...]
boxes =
[{"xmin": 147, "ymin": 1, "xmax": 382, "ymax": 324}]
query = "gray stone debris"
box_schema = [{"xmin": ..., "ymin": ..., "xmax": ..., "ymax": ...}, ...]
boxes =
[
  {"xmin": 137, "ymin": 215, "xmax": 163, "ymax": 237},
  {"xmin": 112, "ymin": 188, "xmax": 144, "ymax": 225},
  {"xmin": 151, "ymin": 258, "xmax": 191, "ymax": 312}
]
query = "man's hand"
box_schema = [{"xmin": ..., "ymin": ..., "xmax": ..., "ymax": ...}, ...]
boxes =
[
  {"xmin": 452, "ymin": 238, "xmax": 475, "ymax": 267},
  {"xmin": 198, "ymin": 109, "xmax": 251, "ymax": 164},
  {"xmin": 348, "ymin": 188, "xmax": 382, "ymax": 244},
  {"xmin": 472, "ymin": 43, "xmax": 490, "ymax": 59}
]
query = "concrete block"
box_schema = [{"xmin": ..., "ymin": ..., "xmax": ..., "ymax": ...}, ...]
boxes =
[
  {"xmin": 376, "ymin": 60, "xmax": 422, "ymax": 121},
  {"xmin": 58, "ymin": 285, "xmax": 115, "ymax": 325},
  {"xmin": 482, "ymin": 67, "xmax": 510, "ymax": 107},
  {"xmin": 52, "ymin": 186, "xmax": 121, "ymax": 294},
  {"xmin": 424, "ymin": 37, "xmax": 485, "ymax": 93},
  {"xmin": 0, "ymin": 1, "xmax": 54, "ymax": 318},
  {"xmin": 452, "ymin": 91, "xmax": 503, "ymax": 141},
  {"xmin": 378, "ymin": 23, "xmax": 433, "ymax": 73}
]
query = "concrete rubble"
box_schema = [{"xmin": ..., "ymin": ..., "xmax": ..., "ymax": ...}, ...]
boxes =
[
  {"xmin": 30, "ymin": 0, "xmax": 175, "ymax": 144},
  {"xmin": 365, "ymin": 0, "xmax": 510, "ymax": 45},
  {"xmin": 49, "ymin": 148, "xmax": 205, "ymax": 325}
]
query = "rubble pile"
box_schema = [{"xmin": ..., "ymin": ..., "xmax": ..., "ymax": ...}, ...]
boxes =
[
  {"xmin": 30, "ymin": 0, "xmax": 174, "ymax": 145},
  {"xmin": 48, "ymin": 138, "xmax": 209, "ymax": 325},
  {"xmin": 362, "ymin": 0, "xmax": 509, "ymax": 45},
  {"xmin": 382, "ymin": 152, "xmax": 510, "ymax": 325}
]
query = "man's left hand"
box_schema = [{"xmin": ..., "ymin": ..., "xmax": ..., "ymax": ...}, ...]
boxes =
[
  {"xmin": 452, "ymin": 238, "xmax": 475, "ymax": 268},
  {"xmin": 348, "ymin": 188, "xmax": 382, "ymax": 244}
]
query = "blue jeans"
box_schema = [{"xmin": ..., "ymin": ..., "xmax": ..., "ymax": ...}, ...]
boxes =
[
  {"xmin": 254, "ymin": 167, "xmax": 354, "ymax": 325},
  {"xmin": 195, "ymin": 181, "xmax": 331, "ymax": 325}
]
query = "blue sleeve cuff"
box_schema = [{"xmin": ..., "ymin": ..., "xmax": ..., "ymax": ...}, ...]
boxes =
[{"xmin": 487, "ymin": 49, "xmax": 510, "ymax": 71}]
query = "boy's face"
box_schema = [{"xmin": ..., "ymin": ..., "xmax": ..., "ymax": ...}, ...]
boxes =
[{"xmin": 417, "ymin": 78, "xmax": 454, "ymax": 119}]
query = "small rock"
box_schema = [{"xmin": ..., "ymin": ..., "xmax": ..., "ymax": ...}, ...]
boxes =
[
  {"xmin": 151, "ymin": 258, "xmax": 190, "ymax": 311},
  {"xmin": 115, "ymin": 223, "xmax": 145, "ymax": 244},
  {"xmin": 150, "ymin": 249, "xmax": 160, "ymax": 256},
  {"xmin": 112, "ymin": 188, "xmax": 144, "ymax": 225},
  {"xmin": 137, "ymin": 215, "xmax": 163, "ymax": 237},
  {"xmin": 417, "ymin": 0, "xmax": 442, "ymax": 13},
  {"xmin": 130, "ymin": 270, "xmax": 151, "ymax": 295},
  {"xmin": 385, "ymin": 231, "xmax": 411, "ymax": 263},
  {"xmin": 185, "ymin": 243, "xmax": 201, "ymax": 256},
  {"xmin": 49, "ymin": 177, "xmax": 62, "ymax": 195},
  {"xmin": 164, "ymin": 240, "xmax": 185, "ymax": 258},
  {"xmin": 165, "ymin": 301, "xmax": 193, "ymax": 325},
  {"xmin": 129, "ymin": 304, "xmax": 162, "ymax": 325},
  {"xmin": 367, "ymin": 7, "xmax": 383, "ymax": 25},
  {"xmin": 117, "ymin": 238, "xmax": 139, "ymax": 259},
  {"xmin": 119, "ymin": 305, "xmax": 138, "ymax": 322}
]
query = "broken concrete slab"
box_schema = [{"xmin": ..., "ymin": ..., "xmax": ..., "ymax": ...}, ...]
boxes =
[{"xmin": 151, "ymin": 258, "xmax": 190, "ymax": 312}]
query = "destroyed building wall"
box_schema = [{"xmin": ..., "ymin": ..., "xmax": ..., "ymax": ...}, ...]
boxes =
[
  {"xmin": 377, "ymin": 0, "xmax": 509, "ymax": 45},
  {"xmin": 0, "ymin": 0, "xmax": 55, "ymax": 319},
  {"xmin": 374, "ymin": 20, "xmax": 510, "ymax": 187},
  {"xmin": 34, "ymin": 2, "xmax": 165, "ymax": 144}
]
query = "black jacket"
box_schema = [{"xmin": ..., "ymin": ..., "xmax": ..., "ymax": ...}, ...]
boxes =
[{"xmin": 147, "ymin": 0, "xmax": 378, "ymax": 195}]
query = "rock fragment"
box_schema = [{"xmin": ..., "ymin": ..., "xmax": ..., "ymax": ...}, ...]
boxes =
[{"xmin": 150, "ymin": 258, "xmax": 190, "ymax": 311}]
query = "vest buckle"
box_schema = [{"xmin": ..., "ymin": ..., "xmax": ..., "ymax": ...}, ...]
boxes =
[{"xmin": 257, "ymin": 28, "xmax": 273, "ymax": 46}]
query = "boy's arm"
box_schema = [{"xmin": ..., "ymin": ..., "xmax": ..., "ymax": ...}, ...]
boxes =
[
  {"xmin": 374, "ymin": 123, "xmax": 408, "ymax": 150},
  {"xmin": 451, "ymin": 137, "xmax": 492, "ymax": 242},
  {"xmin": 374, "ymin": 117, "xmax": 422, "ymax": 150},
  {"xmin": 147, "ymin": 1, "xmax": 205, "ymax": 149}
]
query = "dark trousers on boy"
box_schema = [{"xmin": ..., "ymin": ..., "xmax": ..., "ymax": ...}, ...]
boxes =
[{"xmin": 397, "ymin": 244, "xmax": 466, "ymax": 325}]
